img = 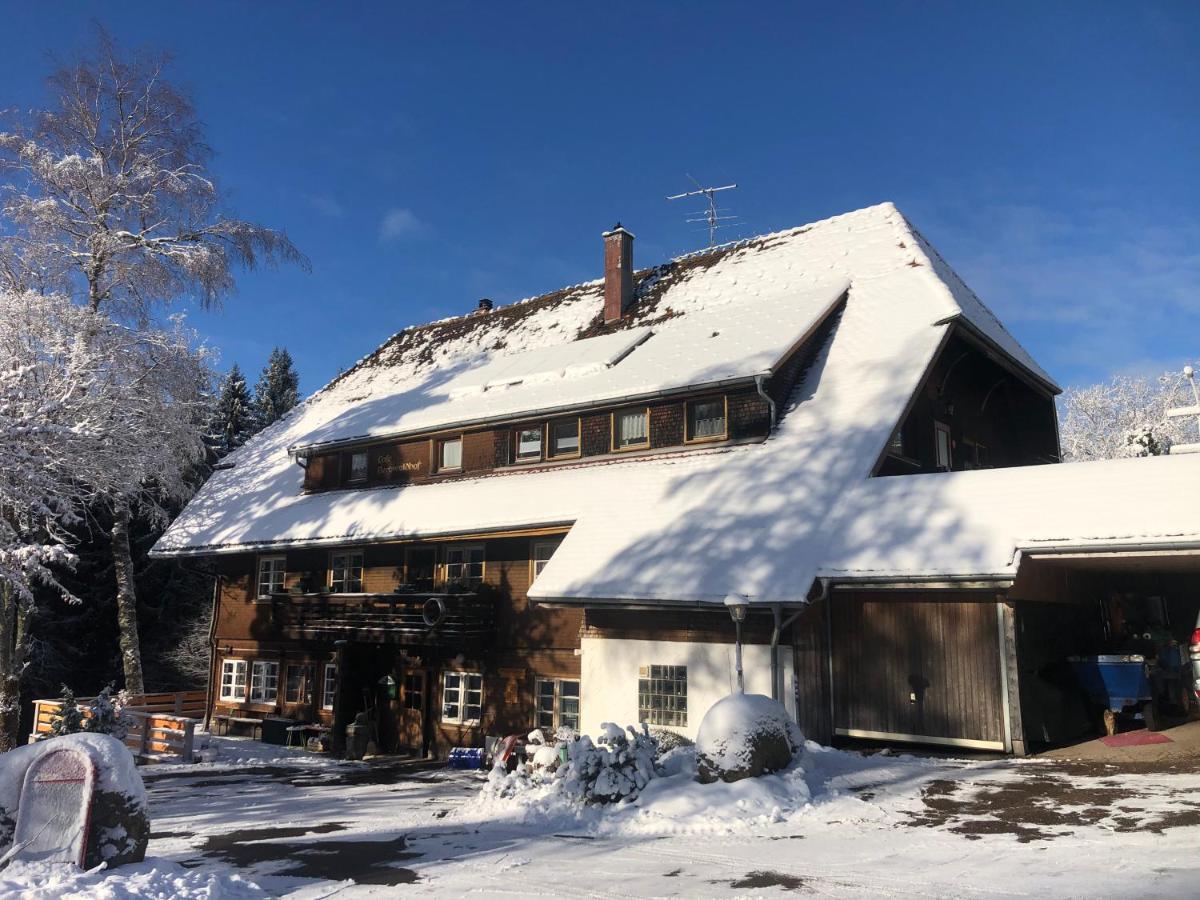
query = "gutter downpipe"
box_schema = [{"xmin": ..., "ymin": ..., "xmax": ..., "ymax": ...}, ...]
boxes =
[
  {"xmin": 755, "ymin": 374, "xmax": 777, "ymax": 430},
  {"xmin": 204, "ymin": 575, "xmax": 221, "ymax": 732},
  {"xmin": 770, "ymin": 604, "xmax": 782, "ymax": 702}
]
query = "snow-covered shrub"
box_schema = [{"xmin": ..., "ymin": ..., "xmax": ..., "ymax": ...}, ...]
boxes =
[
  {"xmin": 695, "ymin": 694, "xmax": 803, "ymax": 784},
  {"xmin": 40, "ymin": 686, "xmax": 86, "ymax": 740},
  {"xmin": 559, "ymin": 723, "xmax": 658, "ymax": 804},
  {"xmin": 649, "ymin": 727, "xmax": 694, "ymax": 757},
  {"xmin": 84, "ymin": 685, "xmax": 131, "ymax": 741}
]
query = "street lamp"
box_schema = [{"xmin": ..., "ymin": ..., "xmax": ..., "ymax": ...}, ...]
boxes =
[{"xmin": 724, "ymin": 593, "xmax": 750, "ymax": 694}]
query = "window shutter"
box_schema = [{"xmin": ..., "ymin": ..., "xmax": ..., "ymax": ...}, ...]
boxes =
[{"xmin": 304, "ymin": 456, "xmax": 324, "ymax": 491}]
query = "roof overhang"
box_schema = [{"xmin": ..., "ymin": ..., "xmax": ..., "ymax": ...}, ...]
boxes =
[{"xmin": 935, "ymin": 314, "xmax": 1061, "ymax": 397}]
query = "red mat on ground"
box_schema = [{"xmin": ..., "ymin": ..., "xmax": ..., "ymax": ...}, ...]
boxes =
[{"xmin": 1100, "ymin": 730, "xmax": 1173, "ymax": 747}]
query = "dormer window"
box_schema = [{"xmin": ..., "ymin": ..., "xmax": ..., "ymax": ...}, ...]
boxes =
[
  {"xmin": 549, "ymin": 418, "xmax": 580, "ymax": 458},
  {"xmin": 685, "ymin": 397, "xmax": 727, "ymax": 443},
  {"xmin": 348, "ymin": 451, "xmax": 368, "ymax": 483},
  {"xmin": 613, "ymin": 407, "xmax": 650, "ymax": 451},
  {"xmin": 515, "ymin": 426, "xmax": 543, "ymax": 462},
  {"xmin": 437, "ymin": 436, "xmax": 463, "ymax": 472}
]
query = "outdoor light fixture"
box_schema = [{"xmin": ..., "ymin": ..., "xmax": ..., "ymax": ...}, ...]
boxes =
[{"xmin": 724, "ymin": 593, "xmax": 750, "ymax": 693}]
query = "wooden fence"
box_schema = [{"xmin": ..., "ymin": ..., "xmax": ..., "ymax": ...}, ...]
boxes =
[{"xmin": 29, "ymin": 690, "xmax": 206, "ymax": 764}]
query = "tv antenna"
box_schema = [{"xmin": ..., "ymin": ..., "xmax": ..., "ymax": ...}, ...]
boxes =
[
  {"xmin": 666, "ymin": 176, "xmax": 739, "ymax": 247},
  {"xmin": 1166, "ymin": 363, "xmax": 1200, "ymax": 454}
]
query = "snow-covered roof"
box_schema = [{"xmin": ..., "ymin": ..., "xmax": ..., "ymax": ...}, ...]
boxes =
[
  {"xmin": 817, "ymin": 453, "xmax": 1200, "ymax": 582},
  {"xmin": 153, "ymin": 202, "xmax": 1071, "ymax": 605}
]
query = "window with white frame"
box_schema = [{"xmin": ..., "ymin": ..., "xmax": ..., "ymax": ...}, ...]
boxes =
[
  {"xmin": 444, "ymin": 545, "xmax": 484, "ymax": 585},
  {"xmin": 329, "ymin": 550, "xmax": 364, "ymax": 593},
  {"xmin": 515, "ymin": 426, "xmax": 543, "ymax": 462},
  {"xmin": 535, "ymin": 677, "xmax": 580, "ymax": 732},
  {"xmin": 321, "ymin": 663, "xmax": 337, "ymax": 710},
  {"xmin": 220, "ymin": 659, "xmax": 247, "ymax": 702},
  {"xmin": 249, "ymin": 660, "xmax": 279, "ymax": 703},
  {"xmin": 257, "ymin": 555, "xmax": 286, "ymax": 597},
  {"xmin": 549, "ymin": 418, "xmax": 580, "ymax": 458},
  {"xmin": 934, "ymin": 421, "xmax": 952, "ymax": 471},
  {"xmin": 686, "ymin": 397, "xmax": 727, "ymax": 441},
  {"xmin": 348, "ymin": 450, "xmax": 368, "ymax": 483},
  {"xmin": 438, "ymin": 437, "xmax": 463, "ymax": 471},
  {"xmin": 638, "ymin": 664, "xmax": 687, "ymax": 727},
  {"xmin": 531, "ymin": 540, "xmax": 560, "ymax": 579},
  {"xmin": 613, "ymin": 407, "xmax": 649, "ymax": 450},
  {"xmin": 285, "ymin": 664, "xmax": 315, "ymax": 704},
  {"xmin": 442, "ymin": 671, "xmax": 482, "ymax": 724}
]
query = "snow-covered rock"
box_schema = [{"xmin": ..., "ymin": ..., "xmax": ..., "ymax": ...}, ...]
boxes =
[
  {"xmin": 695, "ymin": 694, "xmax": 803, "ymax": 784},
  {"xmin": 0, "ymin": 733, "xmax": 149, "ymax": 868}
]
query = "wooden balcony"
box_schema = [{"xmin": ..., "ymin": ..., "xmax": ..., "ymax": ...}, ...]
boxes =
[{"xmin": 267, "ymin": 590, "xmax": 494, "ymax": 646}]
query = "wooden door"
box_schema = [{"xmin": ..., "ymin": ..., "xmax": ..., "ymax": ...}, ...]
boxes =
[
  {"xmin": 831, "ymin": 595, "xmax": 1007, "ymax": 751},
  {"xmin": 398, "ymin": 669, "xmax": 427, "ymax": 752}
]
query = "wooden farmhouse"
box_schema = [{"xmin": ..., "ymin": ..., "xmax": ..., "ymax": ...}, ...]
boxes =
[{"xmin": 151, "ymin": 203, "xmax": 1200, "ymax": 757}]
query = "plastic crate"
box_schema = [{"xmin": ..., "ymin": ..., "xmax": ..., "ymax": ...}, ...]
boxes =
[{"xmin": 447, "ymin": 747, "xmax": 486, "ymax": 770}]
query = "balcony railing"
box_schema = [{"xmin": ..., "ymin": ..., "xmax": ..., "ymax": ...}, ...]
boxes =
[{"xmin": 267, "ymin": 590, "xmax": 493, "ymax": 645}]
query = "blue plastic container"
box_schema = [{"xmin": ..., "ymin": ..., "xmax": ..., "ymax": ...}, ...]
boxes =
[
  {"xmin": 447, "ymin": 747, "xmax": 486, "ymax": 770},
  {"xmin": 1068, "ymin": 655, "xmax": 1150, "ymax": 712}
]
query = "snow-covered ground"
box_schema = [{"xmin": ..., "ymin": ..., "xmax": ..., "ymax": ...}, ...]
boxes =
[
  {"xmin": 14, "ymin": 734, "xmax": 1186, "ymax": 898},
  {"xmin": 6, "ymin": 732, "xmax": 1197, "ymax": 897}
]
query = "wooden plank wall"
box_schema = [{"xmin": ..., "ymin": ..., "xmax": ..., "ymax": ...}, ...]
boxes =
[
  {"xmin": 830, "ymin": 593, "xmax": 1005, "ymax": 747},
  {"xmin": 791, "ymin": 597, "xmax": 832, "ymax": 744}
]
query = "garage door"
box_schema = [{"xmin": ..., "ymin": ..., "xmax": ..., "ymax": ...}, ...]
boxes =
[{"xmin": 831, "ymin": 596, "xmax": 1007, "ymax": 751}]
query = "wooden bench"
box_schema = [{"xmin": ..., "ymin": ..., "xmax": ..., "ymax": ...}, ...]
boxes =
[{"xmin": 212, "ymin": 714, "xmax": 263, "ymax": 739}]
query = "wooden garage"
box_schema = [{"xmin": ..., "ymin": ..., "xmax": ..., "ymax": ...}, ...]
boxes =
[{"xmin": 829, "ymin": 592, "xmax": 1012, "ymax": 751}]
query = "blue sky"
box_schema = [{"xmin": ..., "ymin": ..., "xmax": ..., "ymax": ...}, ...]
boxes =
[{"xmin": 2, "ymin": 2, "xmax": 1197, "ymax": 392}]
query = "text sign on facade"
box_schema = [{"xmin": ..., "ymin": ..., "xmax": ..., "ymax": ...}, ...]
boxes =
[{"xmin": 13, "ymin": 748, "xmax": 97, "ymax": 867}]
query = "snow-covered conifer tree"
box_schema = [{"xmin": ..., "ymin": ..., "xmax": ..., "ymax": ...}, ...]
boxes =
[
  {"xmin": 210, "ymin": 365, "xmax": 257, "ymax": 458},
  {"xmin": 254, "ymin": 347, "xmax": 300, "ymax": 431}
]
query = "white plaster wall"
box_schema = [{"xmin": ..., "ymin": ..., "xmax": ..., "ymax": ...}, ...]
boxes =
[{"xmin": 580, "ymin": 637, "xmax": 796, "ymax": 740}]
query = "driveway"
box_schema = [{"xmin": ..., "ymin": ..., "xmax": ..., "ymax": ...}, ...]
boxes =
[{"xmin": 141, "ymin": 737, "xmax": 1200, "ymax": 897}]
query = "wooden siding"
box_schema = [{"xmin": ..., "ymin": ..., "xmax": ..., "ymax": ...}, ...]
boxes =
[
  {"xmin": 831, "ymin": 593, "xmax": 1006, "ymax": 748},
  {"xmin": 303, "ymin": 387, "xmax": 773, "ymax": 494},
  {"xmin": 791, "ymin": 597, "xmax": 832, "ymax": 744},
  {"xmin": 210, "ymin": 533, "xmax": 583, "ymax": 752},
  {"xmin": 876, "ymin": 330, "xmax": 1060, "ymax": 477}
]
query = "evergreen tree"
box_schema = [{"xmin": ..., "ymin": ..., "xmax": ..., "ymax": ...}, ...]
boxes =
[
  {"xmin": 210, "ymin": 365, "xmax": 256, "ymax": 458},
  {"xmin": 40, "ymin": 686, "xmax": 84, "ymax": 739},
  {"xmin": 84, "ymin": 683, "xmax": 129, "ymax": 740},
  {"xmin": 254, "ymin": 347, "xmax": 300, "ymax": 429}
]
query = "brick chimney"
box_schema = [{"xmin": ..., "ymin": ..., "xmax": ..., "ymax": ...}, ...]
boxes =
[{"xmin": 603, "ymin": 223, "xmax": 635, "ymax": 323}]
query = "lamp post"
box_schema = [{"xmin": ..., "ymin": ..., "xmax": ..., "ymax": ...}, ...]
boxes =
[{"xmin": 724, "ymin": 594, "xmax": 750, "ymax": 694}]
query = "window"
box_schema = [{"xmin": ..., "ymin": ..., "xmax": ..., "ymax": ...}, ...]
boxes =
[
  {"xmin": 329, "ymin": 550, "xmax": 364, "ymax": 593},
  {"xmin": 934, "ymin": 421, "xmax": 953, "ymax": 471},
  {"xmin": 686, "ymin": 397, "xmax": 727, "ymax": 442},
  {"xmin": 348, "ymin": 450, "xmax": 368, "ymax": 483},
  {"xmin": 613, "ymin": 407, "xmax": 649, "ymax": 450},
  {"xmin": 549, "ymin": 418, "xmax": 580, "ymax": 458},
  {"xmin": 638, "ymin": 664, "xmax": 687, "ymax": 727},
  {"xmin": 442, "ymin": 671, "xmax": 482, "ymax": 724},
  {"xmin": 321, "ymin": 663, "xmax": 337, "ymax": 710},
  {"xmin": 531, "ymin": 540, "xmax": 559, "ymax": 579},
  {"xmin": 219, "ymin": 659, "xmax": 247, "ymax": 702},
  {"xmin": 515, "ymin": 426, "xmax": 543, "ymax": 462},
  {"xmin": 403, "ymin": 673, "xmax": 423, "ymax": 711},
  {"xmin": 249, "ymin": 661, "xmax": 279, "ymax": 703},
  {"xmin": 962, "ymin": 439, "xmax": 990, "ymax": 470},
  {"xmin": 536, "ymin": 678, "xmax": 580, "ymax": 732},
  {"xmin": 437, "ymin": 437, "xmax": 463, "ymax": 471},
  {"xmin": 257, "ymin": 555, "xmax": 286, "ymax": 597},
  {"xmin": 285, "ymin": 664, "xmax": 315, "ymax": 704},
  {"xmin": 444, "ymin": 545, "xmax": 484, "ymax": 585}
]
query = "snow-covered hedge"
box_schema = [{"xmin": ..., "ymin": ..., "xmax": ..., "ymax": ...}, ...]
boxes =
[{"xmin": 695, "ymin": 694, "xmax": 803, "ymax": 784}]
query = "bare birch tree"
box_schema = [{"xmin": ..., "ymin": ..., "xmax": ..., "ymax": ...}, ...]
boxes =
[{"xmin": 0, "ymin": 29, "xmax": 306, "ymax": 694}]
